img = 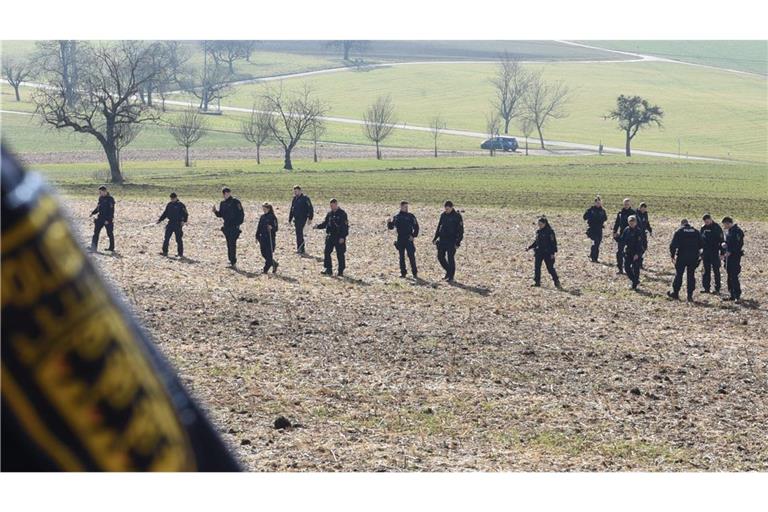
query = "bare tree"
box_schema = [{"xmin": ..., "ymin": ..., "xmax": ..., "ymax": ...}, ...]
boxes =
[
  {"xmin": 168, "ymin": 109, "xmax": 207, "ymax": 167},
  {"xmin": 240, "ymin": 103, "xmax": 272, "ymax": 165},
  {"xmin": 328, "ymin": 41, "xmax": 369, "ymax": 61},
  {"xmin": 362, "ymin": 95, "xmax": 397, "ymax": 160},
  {"xmin": 485, "ymin": 112, "xmax": 501, "ymax": 156},
  {"xmin": 2, "ymin": 58, "xmax": 33, "ymax": 101},
  {"xmin": 429, "ymin": 115, "xmax": 447, "ymax": 158},
  {"xmin": 310, "ymin": 118, "xmax": 326, "ymax": 163},
  {"xmin": 261, "ymin": 84, "xmax": 327, "ymax": 170},
  {"xmin": 34, "ymin": 41, "xmax": 169, "ymax": 183},
  {"xmin": 208, "ymin": 41, "xmax": 253, "ymax": 74},
  {"xmin": 138, "ymin": 41, "xmax": 189, "ymax": 110},
  {"xmin": 605, "ymin": 95, "xmax": 664, "ymax": 157},
  {"xmin": 522, "ymin": 71, "xmax": 570, "ymax": 149},
  {"xmin": 518, "ymin": 117, "xmax": 535, "ymax": 156},
  {"xmin": 180, "ymin": 42, "xmax": 233, "ymax": 112},
  {"xmin": 490, "ymin": 52, "xmax": 530, "ymax": 134},
  {"xmin": 33, "ymin": 40, "xmax": 80, "ymax": 106}
]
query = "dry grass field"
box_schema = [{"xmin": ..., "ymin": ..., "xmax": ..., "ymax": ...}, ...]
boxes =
[{"xmin": 63, "ymin": 198, "xmax": 768, "ymax": 471}]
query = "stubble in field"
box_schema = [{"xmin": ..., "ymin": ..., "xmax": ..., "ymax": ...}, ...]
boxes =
[{"xmin": 66, "ymin": 198, "xmax": 768, "ymax": 471}]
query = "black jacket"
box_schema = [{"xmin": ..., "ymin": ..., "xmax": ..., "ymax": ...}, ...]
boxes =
[
  {"xmin": 91, "ymin": 194, "xmax": 115, "ymax": 221},
  {"xmin": 433, "ymin": 210, "xmax": 464, "ymax": 247},
  {"xmin": 215, "ymin": 196, "xmax": 245, "ymax": 230},
  {"xmin": 289, "ymin": 194, "xmax": 314, "ymax": 223},
  {"xmin": 700, "ymin": 222, "xmax": 724, "ymax": 253},
  {"xmin": 158, "ymin": 201, "xmax": 189, "ymax": 225},
  {"xmin": 620, "ymin": 226, "xmax": 645, "ymax": 255},
  {"xmin": 613, "ymin": 207, "xmax": 636, "ymax": 236},
  {"xmin": 583, "ymin": 206, "xmax": 608, "ymax": 230},
  {"xmin": 724, "ymin": 224, "xmax": 745, "ymax": 256},
  {"xmin": 256, "ymin": 212, "xmax": 278, "ymax": 242},
  {"xmin": 315, "ymin": 208, "xmax": 349, "ymax": 239},
  {"xmin": 636, "ymin": 210, "xmax": 652, "ymax": 236},
  {"xmin": 387, "ymin": 211, "xmax": 419, "ymax": 241},
  {"xmin": 669, "ymin": 223, "xmax": 703, "ymax": 263},
  {"xmin": 527, "ymin": 225, "xmax": 558, "ymax": 256}
]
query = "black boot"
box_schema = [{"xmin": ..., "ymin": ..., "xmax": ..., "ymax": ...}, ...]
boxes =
[{"xmin": 667, "ymin": 291, "xmax": 679, "ymax": 300}]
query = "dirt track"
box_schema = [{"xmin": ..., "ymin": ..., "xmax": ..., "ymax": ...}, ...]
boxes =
[
  {"xmin": 17, "ymin": 144, "xmax": 594, "ymax": 165},
  {"xmin": 65, "ymin": 198, "xmax": 768, "ymax": 471}
]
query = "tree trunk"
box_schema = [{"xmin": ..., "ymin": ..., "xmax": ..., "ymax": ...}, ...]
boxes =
[
  {"xmin": 375, "ymin": 141, "xmax": 381, "ymax": 160},
  {"xmin": 503, "ymin": 117, "xmax": 510, "ymax": 135},
  {"xmin": 201, "ymin": 89, "xmax": 209, "ymax": 112},
  {"xmin": 13, "ymin": 84, "xmax": 20, "ymax": 101},
  {"xmin": 146, "ymin": 84, "xmax": 153, "ymax": 107},
  {"xmin": 185, "ymin": 146, "xmax": 190, "ymax": 167},
  {"xmin": 283, "ymin": 148, "xmax": 293, "ymax": 170},
  {"xmin": 313, "ymin": 140, "xmax": 318, "ymax": 163},
  {"xmin": 103, "ymin": 142, "xmax": 123, "ymax": 184},
  {"xmin": 228, "ymin": 61, "xmax": 234, "ymax": 74},
  {"xmin": 256, "ymin": 144, "xmax": 261, "ymax": 165},
  {"xmin": 525, "ymin": 138, "xmax": 529, "ymax": 156},
  {"xmin": 537, "ymin": 125, "xmax": 545, "ymax": 149},
  {"xmin": 343, "ymin": 45, "xmax": 350, "ymax": 60},
  {"xmin": 625, "ymin": 130, "xmax": 632, "ymax": 157},
  {"xmin": 434, "ymin": 140, "xmax": 438, "ymax": 158}
]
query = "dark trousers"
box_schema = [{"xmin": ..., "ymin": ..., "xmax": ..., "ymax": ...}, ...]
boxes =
[
  {"xmin": 91, "ymin": 218, "xmax": 114, "ymax": 250},
  {"xmin": 396, "ymin": 239, "xmax": 417, "ymax": 276},
  {"xmin": 259, "ymin": 236, "xmax": 275, "ymax": 272},
  {"xmin": 640, "ymin": 236, "xmax": 648, "ymax": 267},
  {"xmin": 162, "ymin": 223, "xmax": 183, "ymax": 256},
  {"xmin": 589, "ymin": 230, "xmax": 602, "ymax": 261},
  {"xmin": 616, "ymin": 240, "xmax": 626, "ymax": 271},
  {"xmin": 672, "ymin": 259, "xmax": 697, "ymax": 298},
  {"xmin": 726, "ymin": 254, "xmax": 742, "ymax": 299},
  {"xmin": 624, "ymin": 252, "xmax": 641, "ymax": 286},
  {"xmin": 437, "ymin": 244, "xmax": 457, "ymax": 279},
  {"xmin": 701, "ymin": 251, "xmax": 721, "ymax": 291},
  {"xmin": 223, "ymin": 227, "xmax": 240, "ymax": 265},
  {"xmin": 324, "ymin": 236, "xmax": 346, "ymax": 273},
  {"xmin": 534, "ymin": 253, "xmax": 559, "ymax": 284},
  {"xmin": 294, "ymin": 217, "xmax": 307, "ymax": 252}
]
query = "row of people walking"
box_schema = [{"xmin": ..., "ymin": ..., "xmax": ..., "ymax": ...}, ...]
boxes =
[{"xmin": 88, "ymin": 187, "xmax": 746, "ymax": 303}]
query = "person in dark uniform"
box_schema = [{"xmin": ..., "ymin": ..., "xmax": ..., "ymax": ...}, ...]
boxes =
[
  {"xmin": 314, "ymin": 198, "xmax": 349, "ymax": 276},
  {"xmin": 699, "ymin": 213, "xmax": 724, "ymax": 295},
  {"xmin": 667, "ymin": 219, "xmax": 703, "ymax": 301},
  {"xmin": 387, "ymin": 201, "xmax": 420, "ymax": 278},
  {"xmin": 636, "ymin": 202, "xmax": 652, "ymax": 268},
  {"xmin": 89, "ymin": 185, "xmax": 116, "ymax": 252},
  {"xmin": 620, "ymin": 215, "xmax": 644, "ymax": 290},
  {"xmin": 156, "ymin": 192, "xmax": 189, "ymax": 257},
  {"xmin": 583, "ymin": 195, "xmax": 608, "ymax": 262},
  {"xmin": 721, "ymin": 217, "xmax": 744, "ymax": 302},
  {"xmin": 526, "ymin": 216, "xmax": 561, "ymax": 288},
  {"xmin": 288, "ymin": 185, "xmax": 314, "ymax": 254},
  {"xmin": 432, "ymin": 201, "xmax": 464, "ymax": 282},
  {"xmin": 212, "ymin": 187, "xmax": 244, "ymax": 267},
  {"xmin": 256, "ymin": 202, "xmax": 279, "ymax": 274},
  {"xmin": 612, "ymin": 198, "xmax": 636, "ymax": 274}
]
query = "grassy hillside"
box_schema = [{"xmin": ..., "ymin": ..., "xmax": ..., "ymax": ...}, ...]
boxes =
[
  {"xmin": 256, "ymin": 40, "xmax": 629, "ymax": 62},
  {"xmin": 583, "ymin": 40, "xmax": 768, "ymax": 76},
  {"xmin": 33, "ymin": 156, "xmax": 768, "ymax": 220},
  {"xmin": 227, "ymin": 60, "xmax": 767, "ymax": 162}
]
